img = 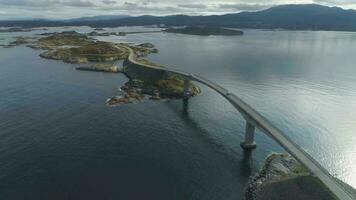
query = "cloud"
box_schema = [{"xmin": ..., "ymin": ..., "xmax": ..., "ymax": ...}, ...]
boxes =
[
  {"xmin": 313, "ymin": 0, "xmax": 356, "ymax": 5},
  {"xmin": 0, "ymin": 0, "xmax": 354, "ymax": 19},
  {"xmin": 97, "ymin": 1, "xmax": 182, "ymax": 14},
  {"xmin": 178, "ymin": 4, "xmax": 207, "ymax": 9},
  {"xmin": 218, "ymin": 3, "xmax": 273, "ymax": 11},
  {"xmin": 62, "ymin": 0, "xmax": 95, "ymax": 7},
  {"xmin": 0, "ymin": 0, "xmax": 96, "ymax": 8},
  {"xmin": 102, "ymin": 0, "xmax": 117, "ymax": 5}
]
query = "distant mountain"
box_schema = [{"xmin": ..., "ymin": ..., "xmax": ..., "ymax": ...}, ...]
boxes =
[
  {"xmin": 67, "ymin": 15, "xmax": 130, "ymax": 22},
  {"xmin": 1, "ymin": 4, "xmax": 356, "ymax": 32}
]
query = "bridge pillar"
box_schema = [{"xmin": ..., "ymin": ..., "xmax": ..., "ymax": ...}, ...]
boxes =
[
  {"xmin": 240, "ymin": 122, "xmax": 257, "ymax": 150},
  {"xmin": 183, "ymin": 79, "xmax": 190, "ymax": 99}
]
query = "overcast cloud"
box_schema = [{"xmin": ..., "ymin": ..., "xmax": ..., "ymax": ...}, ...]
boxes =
[{"xmin": 0, "ymin": 0, "xmax": 355, "ymax": 19}]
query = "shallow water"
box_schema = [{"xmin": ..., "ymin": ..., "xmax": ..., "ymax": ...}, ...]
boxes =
[{"xmin": 0, "ymin": 27, "xmax": 355, "ymax": 199}]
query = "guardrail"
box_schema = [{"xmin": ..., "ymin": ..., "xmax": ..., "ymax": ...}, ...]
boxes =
[{"xmin": 120, "ymin": 45, "xmax": 355, "ymax": 200}]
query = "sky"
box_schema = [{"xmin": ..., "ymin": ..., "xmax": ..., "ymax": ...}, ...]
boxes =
[{"xmin": 0, "ymin": 0, "xmax": 355, "ymax": 20}]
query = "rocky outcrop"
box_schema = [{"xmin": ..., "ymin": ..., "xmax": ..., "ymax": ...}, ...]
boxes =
[
  {"xmin": 245, "ymin": 154, "xmax": 338, "ymax": 200},
  {"xmin": 65, "ymin": 57, "xmax": 88, "ymax": 64},
  {"xmin": 106, "ymin": 75, "xmax": 202, "ymax": 106},
  {"xmin": 106, "ymin": 81, "xmax": 146, "ymax": 106},
  {"xmin": 137, "ymin": 43, "xmax": 155, "ymax": 48},
  {"xmin": 156, "ymin": 75, "xmax": 201, "ymax": 98},
  {"xmin": 76, "ymin": 64, "xmax": 122, "ymax": 73},
  {"xmin": 125, "ymin": 43, "xmax": 159, "ymax": 57}
]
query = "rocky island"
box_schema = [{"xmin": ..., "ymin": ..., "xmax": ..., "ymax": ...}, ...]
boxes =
[
  {"xmin": 26, "ymin": 32, "xmax": 159, "ymax": 64},
  {"xmin": 2, "ymin": 30, "xmax": 202, "ymax": 105},
  {"xmin": 164, "ymin": 27, "xmax": 244, "ymax": 36},
  {"xmin": 106, "ymin": 75, "xmax": 201, "ymax": 106},
  {"xmin": 28, "ymin": 31, "xmax": 94, "ymax": 50},
  {"xmin": 39, "ymin": 41, "xmax": 129, "ymax": 63}
]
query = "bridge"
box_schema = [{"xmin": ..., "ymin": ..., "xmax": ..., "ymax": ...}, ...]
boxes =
[{"xmin": 120, "ymin": 45, "xmax": 355, "ymax": 200}]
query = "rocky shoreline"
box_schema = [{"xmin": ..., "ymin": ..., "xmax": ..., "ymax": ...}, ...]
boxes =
[
  {"xmin": 245, "ymin": 153, "xmax": 344, "ymax": 200},
  {"xmin": 106, "ymin": 76, "xmax": 201, "ymax": 106},
  {"xmin": 76, "ymin": 64, "xmax": 122, "ymax": 73}
]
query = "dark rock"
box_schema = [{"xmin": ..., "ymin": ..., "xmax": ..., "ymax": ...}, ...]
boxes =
[{"xmin": 245, "ymin": 154, "xmax": 339, "ymax": 200}]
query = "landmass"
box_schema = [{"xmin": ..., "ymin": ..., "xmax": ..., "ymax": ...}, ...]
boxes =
[
  {"xmin": 87, "ymin": 31, "xmax": 126, "ymax": 37},
  {"xmin": 1, "ymin": 36, "xmax": 37, "ymax": 48},
  {"xmin": 106, "ymin": 75, "xmax": 201, "ymax": 106},
  {"xmin": 39, "ymin": 41, "xmax": 129, "ymax": 63},
  {"xmin": 0, "ymin": 27, "xmax": 47, "ymax": 33},
  {"xmin": 28, "ymin": 31, "xmax": 93, "ymax": 50},
  {"xmin": 1, "ymin": 5, "xmax": 356, "ymax": 32},
  {"xmin": 245, "ymin": 153, "xmax": 355, "ymax": 200},
  {"xmin": 87, "ymin": 30, "xmax": 161, "ymax": 37},
  {"xmin": 164, "ymin": 27, "xmax": 244, "ymax": 36},
  {"xmin": 1, "ymin": 30, "xmax": 201, "ymax": 105}
]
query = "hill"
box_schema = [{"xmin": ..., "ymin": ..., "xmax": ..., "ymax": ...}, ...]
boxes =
[{"xmin": 1, "ymin": 4, "xmax": 356, "ymax": 31}]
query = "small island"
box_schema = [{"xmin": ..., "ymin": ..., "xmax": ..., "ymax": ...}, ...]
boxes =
[
  {"xmin": 106, "ymin": 76, "xmax": 201, "ymax": 106},
  {"xmin": 39, "ymin": 41, "xmax": 129, "ymax": 63},
  {"xmin": 164, "ymin": 27, "xmax": 244, "ymax": 36}
]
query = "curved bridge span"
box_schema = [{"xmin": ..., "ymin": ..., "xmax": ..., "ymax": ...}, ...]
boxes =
[{"xmin": 120, "ymin": 45, "xmax": 355, "ymax": 200}]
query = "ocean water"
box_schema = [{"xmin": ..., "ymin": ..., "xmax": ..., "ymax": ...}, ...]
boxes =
[{"xmin": 0, "ymin": 27, "xmax": 355, "ymax": 199}]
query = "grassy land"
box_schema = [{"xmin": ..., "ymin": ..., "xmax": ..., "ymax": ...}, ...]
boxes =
[
  {"xmin": 40, "ymin": 41, "xmax": 129, "ymax": 63},
  {"xmin": 37, "ymin": 31, "xmax": 92, "ymax": 46},
  {"xmin": 136, "ymin": 58, "xmax": 162, "ymax": 67},
  {"xmin": 156, "ymin": 75, "xmax": 201, "ymax": 97}
]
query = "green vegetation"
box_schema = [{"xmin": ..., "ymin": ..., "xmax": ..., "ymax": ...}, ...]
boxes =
[
  {"xmin": 156, "ymin": 75, "xmax": 201, "ymax": 98},
  {"xmin": 40, "ymin": 41, "xmax": 129, "ymax": 63},
  {"xmin": 37, "ymin": 31, "xmax": 92, "ymax": 46},
  {"xmin": 136, "ymin": 58, "xmax": 162, "ymax": 67},
  {"xmin": 292, "ymin": 163, "xmax": 309, "ymax": 175},
  {"xmin": 164, "ymin": 27, "xmax": 244, "ymax": 36},
  {"xmin": 28, "ymin": 32, "xmax": 157, "ymax": 64},
  {"xmin": 68, "ymin": 42, "xmax": 129, "ymax": 61},
  {"xmin": 107, "ymin": 75, "xmax": 202, "ymax": 106}
]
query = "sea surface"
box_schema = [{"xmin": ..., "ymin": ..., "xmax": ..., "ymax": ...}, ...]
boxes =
[{"xmin": 0, "ymin": 27, "xmax": 355, "ymax": 200}]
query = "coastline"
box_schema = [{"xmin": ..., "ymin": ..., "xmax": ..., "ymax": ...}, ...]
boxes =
[{"xmin": 245, "ymin": 154, "xmax": 356, "ymax": 200}]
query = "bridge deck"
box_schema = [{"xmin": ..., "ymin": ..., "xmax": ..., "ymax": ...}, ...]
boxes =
[{"xmin": 120, "ymin": 45, "xmax": 355, "ymax": 200}]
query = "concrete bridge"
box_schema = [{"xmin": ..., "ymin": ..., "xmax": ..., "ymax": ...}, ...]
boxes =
[{"xmin": 120, "ymin": 45, "xmax": 355, "ymax": 200}]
